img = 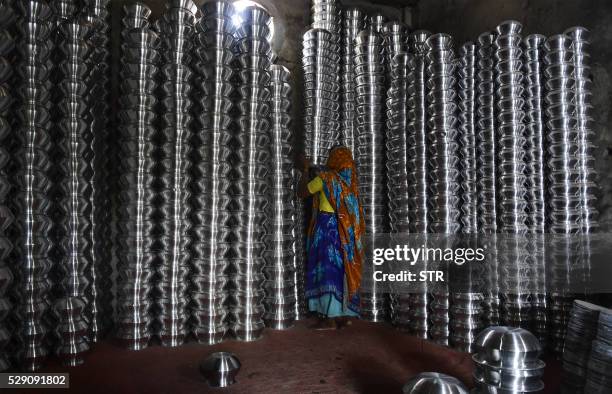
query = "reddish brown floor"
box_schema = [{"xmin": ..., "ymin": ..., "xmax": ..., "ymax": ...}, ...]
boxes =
[{"xmin": 15, "ymin": 319, "xmax": 562, "ymax": 394}]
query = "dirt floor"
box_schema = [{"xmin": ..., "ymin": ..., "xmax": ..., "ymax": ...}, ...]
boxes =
[{"xmin": 13, "ymin": 319, "xmax": 562, "ymax": 393}]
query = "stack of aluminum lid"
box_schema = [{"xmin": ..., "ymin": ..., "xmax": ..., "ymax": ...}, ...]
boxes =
[
  {"xmin": 402, "ymin": 372, "xmax": 468, "ymax": 394},
  {"xmin": 230, "ymin": 6, "xmax": 273, "ymax": 341},
  {"xmin": 585, "ymin": 307, "xmax": 612, "ymax": 392},
  {"xmin": 0, "ymin": 0, "xmax": 14, "ymax": 372},
  {"xmin": 354, "ymin": 29, "xmax": 387, "ymax": 322},
  {"xmin": 190, "ymin": 0, "xmax": 235, "ymax": 345},
  {"xmin": 116, "ymin": 2, "xmax": 158, "ymax": 351},
  {"xmin": 473, "ymin": 326, "xmax": 545, "ymax": 393},
  {"xmin": 155, "ymin": 0, "xmax": 197, "ymax": 348},
  {"xmin": 264, "ymin": 65, "xmax": 296, "ymax": 330},
  {"xmin": 562, "ymin": 300, "xmax": 608, "ymax": 392},
  {"xmin": 302, "ymin": 28, "xmax": 340, "ymax": 165},
  {"xmin": 341, "ymin": 8, "xmax": 366, "ymax": 153}
]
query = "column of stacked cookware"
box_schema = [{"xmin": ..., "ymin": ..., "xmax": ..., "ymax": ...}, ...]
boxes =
[
  {"xmin": 0, "ymin": 0, "xmax": 15, "ymax": 372},
  {"xmin": 494, "ymin": 20, "xmax": 531, "ymax": 331},
  {"xmin": 230, "ymin": 6, "xmax": 273, "ymax": 341},
  {"xmin": 472, "ymin": 326, "xmax": 545, "ymax": 393},
  {"xmin": 561, "ymin": 301, "xmax": 607, "ymax": 392},
  {"xmin": 475, "ymin": 31, "xmax": 500, "ymax": 329},
  {"xmin": 382, "ymin": 21, "xmax": 408, "ymax": 327},
  {"xmin": 451, "ymin": 42, "xmax": 483, "ymax": 353},
  {"xmin": 52, "ymin": 1, "xmax": 94, "ymax": 366},
  {"xmin": 585, "ymin": 307, "xmax": 612, "ymax": 392},
  {"xmin": 425, "ymin": 33, "xmax": 459, "ymax": 347},
  {"xmin": 11, "ymin": 0, "xmax": 54, "ymax": 371},
  {"xmin": 80, "ymin": 0, "xmax": 112, "ymax": 344},
  {"xmin": 155, "ymin": 0, "xmax": 197, "ymax": 348},
  {"xmin": 524, "ymin": 33, "xmax": 548, "ymax": 348},
  {"xmin": 406, "ymin": 30, "xmax": 431, "ymax": 339},
  {"xmin": 264, "ymin": 65, "xmax": 296, "ymax": 329},
  {"xmin": 354, "ymin": 29, "xmax": 387, "ymax": 322},
  {"xmin": 545, "ymin": 32, "xmax": 582, "ymax": 356},
  {"xmin": 291, "ymin": 172, "xmax": 307, "ymax": 320},
  {"xmin": 303, "ymin": 1, "xmax": 341, "ymax": 166},
  {"xmin": 369, "ymin": 13, "xmax": 387, "ymax": 34},
  {"xmin": 116, "ymin": 2, "xmax": 158, "ymax": 350},
  {"xmin": 190, "ymin": 0, "xmax": 234, "ymax": 345},
  {"xmin": 341, "ymin": 8, "xmax": 366, "ymax": 153}
]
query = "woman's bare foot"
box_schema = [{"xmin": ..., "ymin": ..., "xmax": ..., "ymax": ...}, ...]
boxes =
[{"xmin": 311, "ymin": 318, "xmax": 337, "ymax": 330}]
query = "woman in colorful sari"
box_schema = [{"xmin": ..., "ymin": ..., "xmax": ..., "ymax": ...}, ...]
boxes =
[{"xmin": 298, "ymin": 146, "xmax": 365, "ymax": 330}]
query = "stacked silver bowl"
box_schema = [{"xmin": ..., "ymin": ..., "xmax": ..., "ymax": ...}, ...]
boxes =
[
  {"xmin": 190, "ymin": 0, "xmax": 235, "ymax": 345},
  {"xmin": 155, "ymin": 0, "xmax": 197, "ymax": 348},
  {"xmin": 13, "ymin": 0, "xmax": 54, "ymax": 371},
  {"xmin": 473, "ymin": 326, "xmax": 545, "ymax": 393},
  {"xmin": 292, "ymin": 170, "xmax": 307, "ymax": 319},
  {"xmin": 406, "ymin": 30, "xmax": 431, "ymax": 338},
  {"xmin": 264, "ymin": 65, "xmax": 296, "ymax": 330},
  {"xmin": 200, "ymin": 352, "xmax": 241, "ymax": 388},
  {"xmin": 425, "ymin": 33, "xmax": 459, "ymax": 346},
  {"xmin": 116, "ymin": 2, "xmax": 158, "ymax": 350},
  {"xmin": 80, "ymin": 0, "xmax": 112, "ymax": 343},
  {"xmin": 562, "ymin": 301, "xmax": 607, "ymax": 392},
  {"xmin": 341, "ymin": 8, "xmax": 366, "ymax": 153},
  {"xmin": 311, "ymin": 0, "xmax": 341, "ymax": 42},
  {"xmin": 230, "ymin": 6, "xmax": 273, "ymax": 341},
  {"xmin": 0, "ymin": 0, "xmax": 15, "ymax": 372},
  {"xmin": 403, "ymin": 372, "xmax": 468, "ymax": 394},
  {"xmin": 544, "ymin": 33, "xmax": 581, "ymax": 355},
  {"xmin": 475, "ymin": 31, "xmax": 500, "ymax": 327},
  {"xmin": 524, "ymin": 33, "xmax": 548, "ymax": 348},
  {"xmin": 54, "ymin": 16, "xmax": 93, "ymax": 366},
  {"xmin": 585, "ymin": 308, "xmax": 612, "ymax": 392},
  {"xmin": 354, "ymin": 29, "xmax": 387, "ymax": 322},
  {"xmin": 303, "ymin": 28, "xmax": 340, "ymax": 165},
  {"xmin": 494, "ymin": 21, "xmax": 530, "ymax": 330},
  {"xmin": 382, "ymin": 22, "xmax": 408, "ymax": 71},
  {"xmin": 565, "ymin": 26, "xmax": 598, "ymax": 234},
  {"xmin": 369, "ymin": 13, "xmax": 387, "ymax": 34}
]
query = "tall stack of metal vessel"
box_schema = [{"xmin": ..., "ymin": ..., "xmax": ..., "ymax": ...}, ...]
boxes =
[
  {"xmin": 230, "ymin": 6, "xmax": 273, "ymax": 341},
  {"xmin": 265, "ymin": 65, "xmax": 296, "ymax": 329},
  {"xmin": 13, "ymin": 0, "xmax": 54, "ymax": 371},
  {"xmin": 155, "ymin": 0, "xmax": 197, "ymax": 348},
  {"xmin": 406, "ymin": 30, "xmax": 431, "ymax": 339},
  {"xmin": 341, "ymin": 8, "xmax": 366, "ymax": 152},
  {"xmin": 116, "ymin": 3, "xmax": 158, "ymax": 350},
  {"xmin": 585, "ymin": 308, "xmax": 612, "ymax": 392},
  {"xmin": 425, "ymin": 33, "xmax": 459, "ymax": 346},
  {"xmin": 190, "ymin": 0, "xmax": 235, "ymax": 345},
  {"xmin": 53, "ymin": 12, "xmax": 93, "ymax": 366},
  {"xmin": 0, "ymin": 0, "xmax": 15, "ymax": 372},
  {"xmin": 473, "ymin": 326, "xmax": 545, "ymax": 393},
  {"xmin": 354, "ymin": 29, "xmax": 387, "ymax": 322}
]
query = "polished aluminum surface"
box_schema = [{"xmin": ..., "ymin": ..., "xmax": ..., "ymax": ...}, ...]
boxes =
[
  {"xmin": 403, "ymin": 372, "xmax": 469, "ymax": 394},
  {"xmin": 368, "ymin": 14, "xmax": 387, "ymax": 34},
  {"xmin": 14, "ymin": 0, "xmax": 54, "ymax": 371},
  {"xmin": 355, "ymin": 29, "xmax": 387, "ymax": 322},
  {"xmin": 230, "ymin": 6, "xmax": 273, "ymax": 341},
  {"xmin": 303, "ymin": 27, "xmax": 340, "ymax": 165},
  {"xmin": 0, "ymin": 0, "xmax": 14, "ymax": 372},
  {"xmin": 264, "ymin": 65, "xmax": 296, "ymax": 330},
  {"xmin": 425, "ymin": 33, "xmax": 458, "ymax": 346},
  {"xmin": 155, "ymin": 0, "xmax": 197, "ymax": 347},
  {"xmin": 190, "ymin": 0, "xmax": 235, "ymax": 345},
  {"xmin": 116, "ymin": 5, "xmax": 158, "ymax": 350},
  {"xmin": 54, "ymin": 17, "xmax": 93, "ymax": 366},
  {"xmin": 585, "ymin": 308, "xmax": 612, "ymax": 392},
  {"xmin": 200, "ymin": 352, "xmax": 241, "ymax": 387},
  {"xmin": 341, "ymin": 8, "xmax": 366, "ymax": 152}
]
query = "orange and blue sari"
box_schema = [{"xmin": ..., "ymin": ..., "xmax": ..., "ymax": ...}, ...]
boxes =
[{"xmin": 306, "ymin": 147, "xmax": 365, "ymax": 317}]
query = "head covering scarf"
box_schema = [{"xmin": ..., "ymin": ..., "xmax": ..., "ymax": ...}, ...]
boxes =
[{"xmin": 308, "ymin": 147, "xmax": 365, "ymax": 298}]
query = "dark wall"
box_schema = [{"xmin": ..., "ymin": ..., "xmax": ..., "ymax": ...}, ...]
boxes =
[{"xmin": 415, "ymin": 0, "xmax": 612, "ymax": 230}]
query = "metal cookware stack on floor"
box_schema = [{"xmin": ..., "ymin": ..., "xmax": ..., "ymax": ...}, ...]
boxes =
[
  {"xmin": 116, "ymin": 2, "xmax": 158, "ymax": 351},
  {"xmin": 190, "ymin": 0, "xmax": 235, "ymax": 346},
  {"xmin": 585, "ymin": 308, "xmax": 612, "ymax": 392},
  {"xmin": 402, "ymin": 372, "xmax": 469, "ymax": 394},
  {"xmin": 473, "ymin": 326, "xmax": 545, "ymax": 393},
  {"xmin": 264, "ymin": 65, "xmax": 296, "ymax": 329},
  {"xmin": 230, "ymin": 6, "xmax": 273, "ymax": 342},
  {"xmin": 354, "ymin": 28, "xmax": 387, "ymax": 322}
]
